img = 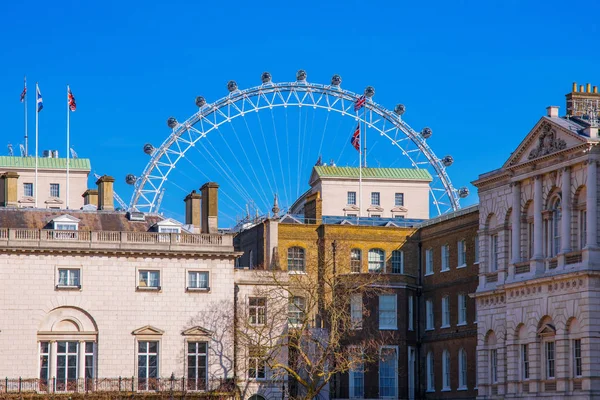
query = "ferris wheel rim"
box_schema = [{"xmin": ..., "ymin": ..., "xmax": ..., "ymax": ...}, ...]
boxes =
[{"xmin": 129, "ymin": 80, "xmax": 461, "ymax": 216}]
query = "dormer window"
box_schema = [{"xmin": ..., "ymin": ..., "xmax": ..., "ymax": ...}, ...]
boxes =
[
  {"xmin": 55, "ymin": 223, "xmax": 78, "ymax": 231},
  {"xmin": 50, "ymin": 215, "xmax": 80, "ymax": 231},
  {"xmin": 155, "ymin": 219, "xmax": 182, "ymax": 234}
]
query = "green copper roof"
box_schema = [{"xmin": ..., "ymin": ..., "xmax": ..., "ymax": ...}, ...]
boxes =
[
  {"xmin": 313, "ymin": 166, "xmax": 432, "ymax": 181},
  {"xmin": 0, "ymin": 156, "xmax": 91, "ymax": 171}
]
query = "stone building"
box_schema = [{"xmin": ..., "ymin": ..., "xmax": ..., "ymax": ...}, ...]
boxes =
[
  {"xmin": 473, "ymin": 84, "xmax": 600, "ymax": 399},
  {"xmin": 0, "ymin": 176, "xmax": 275, "ymax": 399}
]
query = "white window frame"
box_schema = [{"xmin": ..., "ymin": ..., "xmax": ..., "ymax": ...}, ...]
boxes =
[
  {"xmin": 288, "ymin": 296, "xmax": 305, "ymax": 327},
  {"xmin": 347, "ymin": 191, "xmax": 357, "ymax": 205},
  {"xmin": 350, "ymin": 248, "xmax": 362, "ymax": 273},
  {"xmin": 458, "ymin": 293, "xmax": 467, "ymax": 325},
  {"xmin": 287, "ymin": 246, "xmax": 306, "ymax": 273},
  {"xmin": 137, "ymin": 340, "xmax": 160, "ymax": 391},
  {"xmin": 458, "ymin": 348, "xmax": 467, "ymax": 390},
  {"xmin": 521, "ymin": 343, "xmax": 529, "ymax": 381},
  {"xmin": 248, "ymin": 346, "xmax": 267, "ymax": 380},
  {"xmin": 57, "ymin": 268, "xmax": 81, "ymax": 288},
  {"xmin": 442, "ymin": 349, "xmax": 451, "ymax": 390},
  {"xmin": 55, "ymin": 341, "xmax": 79, "ymax": 391},
  {"xmin": 249, "ymin": 297, "xmax": 267, "ymax": 326},
  {"xmin": 378, "ymin": 294, "xmax": 397, "ymax": 330},
  {"xmin": 371, "ymin": 192, "xmax": 380, "ymax": 206},
  {"xmin": 408, "ymin": 295, "xmax": 414, "ymax": 331},
  {"xmin": 186, "ymin": 341, "xmax": 208, "ymax": 391},
  {"xmin": 490, "ymin": 348, "xmax": 498, "ymax": 384},
  {"xmin": 379, "ymin": 346, "xmax": 398, "ymax": 398},
  {"xmin": 23, "ymin": 182, "xmax": 34, "ymax": 197},
  {"xmin": 394, "ymin": 192, "xmax": 404, "ymax": 206},
  {"xmin": 425, "ymin": 248, "xmax": 434, "ymax": 275},
  {"xmin": 350, "ymin": 294, "xmax": 363, "ymax": 330},
  {"xmin": 426, "ymin": 351, "xmax": 435, "ymax": 392},
  {"xmin": 441, "ymin": 244, "xmax": 450, "ymax": 271},
  {"xmin": 368, "ymin": 249, "xmax": 385, "ymax": 273},
  {"xmin": 391, "ymin": 250, "xmax": 403, "ymax": 274},
  {"xmin": 573, "ymin": 339, "xmax": 582, "ymax": 378},
  {"xmin": 545, "ymin": 340, "xmax": 556, "ymax": 379},
  {"xmin": 158, "ymin": 226, "xmax": 181, "ymax": 234},
  {"xmin": 426, "ymin": 300, "xmax": 434, "ymax": 330},
  {"xmin": 50, "ymin": 183, "xmax": 60, "ymax": 198},
  {"xmin": 441, "ymin": 296, "xmax": 450, "ymax": 328},
  {"xmin": 187, "ymin": 271, "xmax": 209, "ymax": 291},
  {"xmin": 138, "ymin": 269, "xmax": 161, "ymax": 290},
  {"xmin": 490, "ymin": 234, "xmax": 499, "ymax": 272},
  {"xmin": 457, "ymin": 240, "xmax": 466, "ymax": 268}
]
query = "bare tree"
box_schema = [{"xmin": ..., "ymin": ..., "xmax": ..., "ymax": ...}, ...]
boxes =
[{"xmin": 236, "ymin": 239, "xmax": 391, "ymax": 400}]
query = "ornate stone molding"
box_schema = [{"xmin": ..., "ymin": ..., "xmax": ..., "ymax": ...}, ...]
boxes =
[{"xmin": 528, "ymin": 123, "xmax": 567, "ymax": 160}]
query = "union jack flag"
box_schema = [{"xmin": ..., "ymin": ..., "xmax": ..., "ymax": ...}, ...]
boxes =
[
  {"xmin": 350, "ymin": 124, "xmax": 360, "ymax": 151},
  {"xmin": 354, "ymin": 95, "xmax": 366, "ymax": 112},
  {"xmin": 68, "ymin": 86, "xmax": 76, "ymax": 112},
  {"xmin": 20, "ymin": 78, "xmax": 26, "ymax": 103}
]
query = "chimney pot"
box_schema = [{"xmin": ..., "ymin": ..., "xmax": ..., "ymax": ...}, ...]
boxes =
[
  {"xmin": 587, "ymin": 83, "xmax": 592, "ymax": 93},
  {"xmin": 573, "ymin": 82, "xmax": 578, "ymax": 92},
  {"xmin": 546, "ymin": 106, "xmax": 559, "ymax": 118},
  {"xmin": 96, "ymin": 175, "xmax": 115, "ymax": 211},
  {"xmin": 82, "ymin": 189, "xmax": 98, "ymax": 207},
  {"xmin": 580, "ymin": 85, "xmax": 585, "ymax": 92}
]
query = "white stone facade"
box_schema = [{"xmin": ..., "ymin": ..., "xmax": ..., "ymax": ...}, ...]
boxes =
[{"xmin": 474, "ymin": 111, "xmax": 600, "ymax": 399}]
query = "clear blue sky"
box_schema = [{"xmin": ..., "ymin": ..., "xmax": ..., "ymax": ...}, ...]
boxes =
[{"xmin": 1, "ymin": 0, "xmax": 600, "ymax": 224}]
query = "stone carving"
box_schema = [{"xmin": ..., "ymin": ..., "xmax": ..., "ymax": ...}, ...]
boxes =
[{"xmin": 528, "ymin": 124, "xmax": 567, "ymax": 160}]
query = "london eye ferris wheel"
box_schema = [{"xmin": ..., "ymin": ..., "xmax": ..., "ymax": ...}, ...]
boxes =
[{"xmin": 125, "ymin": 71, "xmax": 469, "ymax": 226}]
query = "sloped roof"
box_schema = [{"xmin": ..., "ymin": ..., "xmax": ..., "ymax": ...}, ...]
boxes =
[
  {"xmin": 0, "ymin": 156, "xmax": 91, "ymax": 171},
  {"xmin": 312, "ymin": 166, "xmax": 432, "ymax": 181},
  {"xmin": 0, "ymin": 208, "xmax": 162, "ymax": 231}
]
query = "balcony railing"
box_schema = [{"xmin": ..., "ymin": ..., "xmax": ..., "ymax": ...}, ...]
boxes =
[
  {"xmin": 0, "ymin": 377, "xmax": 235, "ymax": 395},
  {"xmin": 0, "ymin": 228, "xmax": 232, "ymax": 251}
]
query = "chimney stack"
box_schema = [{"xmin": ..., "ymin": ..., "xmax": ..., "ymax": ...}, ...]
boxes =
[
  {"xmin": 82, "ymin": 189, "xmax": 98, "ymax": 207},
  {"xmin": 546, "ymin": 106, "xmax": 559, "ymax": 118},
  {"xmin": 304, "ymin": 191, "xmax": 322, "ymax": 224},
  {"xmin": 184, "ymin": 190, "xmax": 202, "ymax": 233},
  {"xmin": 200, "ymin": 182, "xmax": 219, "ymax": 234},
  {"xmin": 96, "ymin": 175, "xmax": 115, "ymax": 211},
  {"xmin": 0, "ymin": 172, "xmax": 19, "ymax": 207}
]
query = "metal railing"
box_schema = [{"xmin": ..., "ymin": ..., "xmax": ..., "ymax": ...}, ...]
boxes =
[
  {"xmin": 0, "ymin": 228, "xmax": 232, "ymax": 249},
  {"xmin": 0, "ymin": 377, "xmax": 235, "ymax": 395}
]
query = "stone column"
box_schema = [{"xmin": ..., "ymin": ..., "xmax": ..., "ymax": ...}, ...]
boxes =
[
  {"xmin": 79, "ymin": 341, "xmax": 86, "ymax": 386},
  {"xmin": 50, "ymin": 341, "xmax": 57, "ymax": 386},
  {"xmin": 561, "ymin": 167, "xmax": 572, "ymax": 255},
  {"xmin": 555, "ymin": 334, "xmax": 570, "ymax": 393},
  {"xmin": 533, "ymin": 176, "xmax": 544, "ymax": 266},
  {"xmin": 512, "ymin": 182, "xmax": 521, "ymax": 264},
  {"xmin": 586, "ymin": 160, "xmax": 598, "ymax": 249}
]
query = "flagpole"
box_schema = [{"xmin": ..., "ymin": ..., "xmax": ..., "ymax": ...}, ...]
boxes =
[
  {"xmin": 24, "ymin": 76, "xmax": 28, "ymax": 157},
  {"xmin": 363, "ymin": 103, "xmax": 368, "ymax": 168},
  {"xmin": 66, "ymin": 85, "xmax": 70, "ymax": 209},
  {"xmin": 35, "ymin": 83, "xmax": 39, "ymax": 208}
]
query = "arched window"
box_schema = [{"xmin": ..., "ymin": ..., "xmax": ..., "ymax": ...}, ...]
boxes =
[
  {"xmin": 426, "ymin": 351, "xmax": 435, "ymax": 392},
  {"xmin": 549, "ymin": 196, "xmax": 562, "ymax": 257},
  {"xmin": 368, "ymin": 249, "xmax": 385, "ymax": 273},
  {"xmin": 458, "ymin": 348, "xmax": 467, "ymax": 389},
  {"xmin": 442, "ymin": 349, "xmax": 451, "ymax": 390},
  {"xmin": 350, "ymin": 249, "xmax": 362, "ymax": 273},
  {"xmin": 287, "ymin": 247, "xmax": 305, "ymax": 272},
  {"xmin": 37, "ymin": 307, "xmax": 98, "ymax": 392},
  {"xmin": 575, "ymin": 186, "xmax": 587, "ymax": 250}
]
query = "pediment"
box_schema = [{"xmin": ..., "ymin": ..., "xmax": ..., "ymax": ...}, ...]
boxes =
[
  {"xmin": 537, "ymin": 323, "xmax": 556, "ymax": 337},
  {"xmin": 132, "ymin": 325, "xmax": 164, "ymax": 336},
  {"xmin": 367, "ymin": 205, "xmax": 384, "ymax": 212},
  {"xmin": 391, "ymin": 206, "xmax": 408, "ymax": 213},
  {"xmin": 182, "ymin": 326, "xmax": 213, "ymax": 337},
  {"xmin": 343, "ymin": 205, "xmax": 360, "ymax": 212},
  {"xmin": 49, "ymin": 214, "xmax": 80, "ymax": 223},
  {"xmin": 504, "ymin": 117, "xmax": 588, "ymax": 168}
]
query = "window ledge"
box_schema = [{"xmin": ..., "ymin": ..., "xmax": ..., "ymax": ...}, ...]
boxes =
[
  {"xmin": 424, "ymin": 272, "xmax": 434, "ymax": 276},
  {"xmin": 426, "ymin": 389, "xmax": 436, "ymax": 393},
  {"xmin": 136, "ymin": 286, "xmax": 161, "ymax": 292},
  {"xmin": 425, "ymin": 328, "xmax": 434, "ymax": 331},
  {"xmin": 457, "ymin": 386, "xmax": 468, "ymax": 391},
  {"xmin": 55, "ymin": 285, "xmax": 81, "ymax": 290},
  {"xmin": 441, "ymin": 388, "xmax": 451, "ymax": 392},
  {"xmin": 441, "ymin": 268, "xmax": 450, "ymax": 273},
  {"xmin": 288, "ymin": 271, "xmax": 307, "ymax": 275},
  {"xmin": 457, "ymin": 264, "xmax": 467, "ymax": 269},
  {"xmin": 457, "ymin": 322, "xmax": 467, "ymax": 327},
  {"xmin": 474, "ymin": 261, "xmax": 480, "ymax": 265},
  {"xmin": 441, "ymin": 324, "xmax": 451, "ymax": 329},
  {"xmin": 379, "ymin": 327, "xmax": 398, "ymax": 331},
  {"xmin": 186, "ymin": 287, "xmax": 210, "ymax": 292}
]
